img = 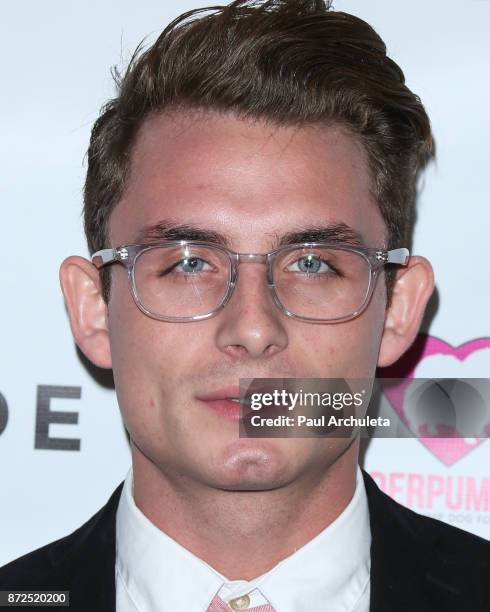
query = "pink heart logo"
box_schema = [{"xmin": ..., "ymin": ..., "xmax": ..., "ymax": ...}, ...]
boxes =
[{"xmin": 377, "ymin": 334, "xmax": 490, "ymax": 466}]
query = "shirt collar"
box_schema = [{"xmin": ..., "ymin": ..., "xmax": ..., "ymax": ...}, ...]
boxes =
[
  {"xmin": 116, "ymin": 470, "xmax": 225, "ymax": 612},
  {"xmin": 116, "ymin": 465, "xmax": 371, "ymax": 612},
  {"xmin": 253, "ymin": 465, "xmax": 371, "ymax": 611}
]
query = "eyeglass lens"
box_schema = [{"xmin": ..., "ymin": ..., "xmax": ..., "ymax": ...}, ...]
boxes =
[{"xmin": 132, "ymin": 244, "xmax": 372, "ymax": 320}]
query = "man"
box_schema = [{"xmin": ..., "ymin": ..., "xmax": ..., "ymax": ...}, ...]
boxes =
[{"xmin": 1, "ymin": 0, "xmax": 488, "ymax": 610}]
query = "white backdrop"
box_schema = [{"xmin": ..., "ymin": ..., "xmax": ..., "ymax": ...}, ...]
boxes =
[{"xmin": 1, "ymin": 0, "xmax": 489, "ymax": 566}]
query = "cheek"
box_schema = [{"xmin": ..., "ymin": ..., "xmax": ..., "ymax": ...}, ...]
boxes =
[
  {"xmin": 293, "ymin": 293, "xmax": 386, "ymax": 378},
  {"xmin": 107, "ymin": 312, "xmax": 181, "ymax": 448},
  {"xmin": 107, "ymin": 272, "xmax": 165, "ymax": 410},
  {"xmin": 107, "ymin": 272, "xmax": 200, "ymax": 404}
]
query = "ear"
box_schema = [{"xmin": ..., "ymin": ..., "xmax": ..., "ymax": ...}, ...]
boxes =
[
  {"xmin": 377, "ymin": 255, "xmax": 434, "ymax": 368},
  {"xmin": 59, "ymin": 256, "xmax": 112, "ymax": 369}
]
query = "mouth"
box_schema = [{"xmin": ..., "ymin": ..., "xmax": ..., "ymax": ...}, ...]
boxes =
[
  {"xmin": 195, "ymin": 385, "xmax": 257, "ymax": 421},
  {"xmin": 195, "ymin": 379, "xmax": 294, "ymax": 422},
  {"xmin": 196, "ymin": 397, "xmax": 249, "ymax": 421}
]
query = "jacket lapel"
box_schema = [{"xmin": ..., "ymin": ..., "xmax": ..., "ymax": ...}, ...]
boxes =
[
  {"xmin": 362, "ymin": 469, "xmax": 485, "ymax": 611},
  {"xmin": 47, "ymin": 481, "xmax": 123, "ymax": 612}
]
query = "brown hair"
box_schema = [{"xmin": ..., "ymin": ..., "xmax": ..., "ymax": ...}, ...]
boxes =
[{"xmin": 84, "ymin": 0, "xmax": 433, "ymax": 303}]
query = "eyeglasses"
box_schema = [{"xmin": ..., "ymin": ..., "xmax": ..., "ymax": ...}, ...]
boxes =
[{"xmin": 92, "ymin": 241, "xmax": 409, "ymax": 323}]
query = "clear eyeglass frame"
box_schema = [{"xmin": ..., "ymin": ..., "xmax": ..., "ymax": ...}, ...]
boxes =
[{"xmin": 91, "ymin": 241, "xmax": 409, "ymax": 324}]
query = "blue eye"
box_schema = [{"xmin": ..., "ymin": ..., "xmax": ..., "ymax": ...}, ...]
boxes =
[
  {"xmin": 177, "ymin": 257, "xmax": 207, "ymax": 273},
  {"xmin": 157, "ymin": 257, "xmax": 212, "ymax": 277},
  {"xmin": 288, "ymin": 254, "xmax": 332, "ymax": 274}
]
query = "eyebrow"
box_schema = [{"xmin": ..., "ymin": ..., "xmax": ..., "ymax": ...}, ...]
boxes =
[{"xmin": 134, "ymin": 219, "xmax": 367, "ymax": 250}]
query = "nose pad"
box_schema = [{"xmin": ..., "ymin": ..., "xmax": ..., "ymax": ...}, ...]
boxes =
[
  {"xmin": 223, "ymin": 262, "xmax": 278, "ymax": 322},
  {"xmin": 232, "ymin": 262, "xmax": 272, "ymax": 297}
]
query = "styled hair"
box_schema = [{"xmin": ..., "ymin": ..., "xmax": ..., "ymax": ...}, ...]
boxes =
[{"xmin": 84, "ymin": 0, "xmax": 433, "ymax": 303}]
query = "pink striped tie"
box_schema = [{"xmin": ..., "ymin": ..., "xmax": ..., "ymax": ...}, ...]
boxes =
[{"xmin": 206, "ymin": 594, "xmax": 276, "ymax": 611}]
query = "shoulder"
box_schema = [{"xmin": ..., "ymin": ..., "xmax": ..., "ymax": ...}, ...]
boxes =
[
  {"xmin": 0, "ymin": 481, "xmax": 124, "ymax": 594},
  {"xmin": 362, "ymin": 469, "xmax": 490, "ymax": 611},
  {"xmin": 0, "ymin": 534, "xmax": 68, "ymax": 590},
  {"xmin": 363, "ymin": 468, "xmax": 490, "ymax": 554}
]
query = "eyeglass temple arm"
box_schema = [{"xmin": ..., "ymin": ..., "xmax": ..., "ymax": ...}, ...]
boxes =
[
  {"xmin": 385, "ymin": 248, "xmax": 410, "ymax": 265},
  {"xmin": 91, "ymin": 248, "xmax": 121, "ymax": 269}
]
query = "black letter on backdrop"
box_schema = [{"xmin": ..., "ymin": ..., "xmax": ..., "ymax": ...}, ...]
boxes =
[
  {"xmin": 35, "ymin": 385, "xmax": 81, "ymax": 451},
  {"xmin": 0, "ymin": 392, "xmax": 7, "ymax": 435}
]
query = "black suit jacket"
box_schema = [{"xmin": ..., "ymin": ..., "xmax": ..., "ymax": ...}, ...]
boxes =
[{"xmin": 1, "ymin": 469, "xmax": 489, "ymax": 611}]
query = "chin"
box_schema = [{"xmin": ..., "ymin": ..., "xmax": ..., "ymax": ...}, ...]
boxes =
[{"xmin": 205, "ymin": 438, "xmax": 303, "ymax": 491}]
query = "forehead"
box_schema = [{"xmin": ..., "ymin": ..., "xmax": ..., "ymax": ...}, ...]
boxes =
[{"xmin": 109, "ymin": 110, "xmax": 386, "ymax": 248}]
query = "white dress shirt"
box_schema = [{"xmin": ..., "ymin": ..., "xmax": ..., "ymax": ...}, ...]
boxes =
[{"xmin": 115, "ymin": 466, "xmax": 371, "ymax": 612}]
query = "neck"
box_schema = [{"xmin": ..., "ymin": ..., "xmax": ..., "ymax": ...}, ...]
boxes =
[{"xmin": 131, "ymin": 440, "xmax": 359, "ymax": 580}]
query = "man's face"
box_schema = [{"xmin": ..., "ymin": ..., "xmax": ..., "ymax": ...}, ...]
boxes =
[{"xmin": 107, "ymin": 111, "xmax": 389, "ymax": 491}]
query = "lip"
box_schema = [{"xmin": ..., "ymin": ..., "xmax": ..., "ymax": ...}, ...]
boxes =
[
  {"xmin": 196, "ymin": 386, "xmax": 247, "ymax": 421},
  {"xmin": 196, "ymin": 398, "xmax": 245, "ymax": 421},
  {"xmin": 196, "ymin": 385, "xmax": 243, "ymax": 402},
  {"xmin": 195, "ymin": 382, "xmax": 287, "ymax": 421},
  {"xmin": 196, "ymin": 381, "xmax": 282, "ymax": 402}
]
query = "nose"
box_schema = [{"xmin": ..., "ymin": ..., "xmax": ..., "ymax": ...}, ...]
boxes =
[{"xmin": 214, "ymin": 262, "xmax": 288, "ymax": 360}]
